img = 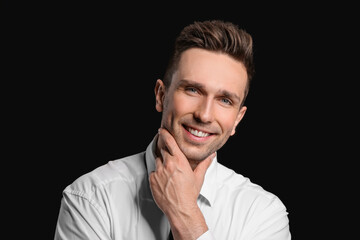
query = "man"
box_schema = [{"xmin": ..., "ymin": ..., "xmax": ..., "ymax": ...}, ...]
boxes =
[{"xmin": 54, "ymin": 20, "xmax": 291, "ymax": 240}]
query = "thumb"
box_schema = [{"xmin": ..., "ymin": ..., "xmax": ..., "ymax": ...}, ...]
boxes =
[{"xmin": 194, "ymin": 152, "xmax": 216, "ymax": 188}]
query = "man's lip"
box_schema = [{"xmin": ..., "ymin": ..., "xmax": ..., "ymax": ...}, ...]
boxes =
[{"xmin": 182, "ymin": 124, "xmax": 214, "ymax": 135}]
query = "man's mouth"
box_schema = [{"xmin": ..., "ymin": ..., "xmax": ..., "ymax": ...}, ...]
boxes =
[{"xmin": 184, "ymin": 125, "xmax": 212, "ymax": 138}]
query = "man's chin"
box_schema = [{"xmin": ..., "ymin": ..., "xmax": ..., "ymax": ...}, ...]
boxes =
[{"xmin": 182, "ymin": 148, "xmax": 212, "ymax": 162}]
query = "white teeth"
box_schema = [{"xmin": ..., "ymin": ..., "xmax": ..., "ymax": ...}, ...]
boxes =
[{"xmin": 188, "ymin": 127, "xmax": 210, "ymax": 137}]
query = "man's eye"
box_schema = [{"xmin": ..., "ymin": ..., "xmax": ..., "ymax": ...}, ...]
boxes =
[
  {"xmin": 221, "ymin": 98, "xmax": 232, "ymax": 105},
  {"xmin": 186, "ymin": 87, "xmax": 198, "ymax": 93}
]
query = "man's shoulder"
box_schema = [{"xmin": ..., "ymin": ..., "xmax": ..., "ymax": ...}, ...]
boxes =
[
  {"xmin": 64, "ymin": 151, "xmax": 147, "ymax": 196},
  {"xmin": 216, "ymin": 163, "xmax": 286, "ymax": 208}
]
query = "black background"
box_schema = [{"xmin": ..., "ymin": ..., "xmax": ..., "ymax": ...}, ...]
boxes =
[{"xmin": 3, "ymin": 1, "xmax": 357, "ymax": 239}]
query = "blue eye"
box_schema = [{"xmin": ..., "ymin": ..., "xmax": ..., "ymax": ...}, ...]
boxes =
[
  {"xmin": 221, "ymin": 98, "xmax": 232, "ymax": 105},
  {"xmin": 186, "ymin": 87, "xmax": 198, "ymax": 93}
]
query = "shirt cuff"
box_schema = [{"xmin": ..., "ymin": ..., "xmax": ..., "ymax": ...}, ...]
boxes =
[{"xmin": 197, "ymin": 230, "xmax": 215, "ymax": 240}]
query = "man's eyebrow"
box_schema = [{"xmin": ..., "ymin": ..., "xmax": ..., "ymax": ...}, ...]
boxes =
[
  {"xmin": 177, "ymin": 79, "xmax": 204, "ymax": 89},
  {"xmin": 219, "ymin": 90, "xmax": 241, "ymax": 103}
]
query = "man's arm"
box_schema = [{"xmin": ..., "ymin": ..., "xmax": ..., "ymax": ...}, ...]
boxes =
[
  {"xmin": 243, "ymin": 196, "xmax": 291, "ymax": 240},
  {"xmin": 54, "ymin": 190, "xmax": 111, "ymax": 240},
  {"xmin": 149, "ymin": 128, "xmax": 215, "ymax": 240}
]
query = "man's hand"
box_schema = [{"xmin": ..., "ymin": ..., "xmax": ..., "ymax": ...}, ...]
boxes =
[{"xmin": 149, "ymin": 128, "xmax": 215, "ymax": 240}]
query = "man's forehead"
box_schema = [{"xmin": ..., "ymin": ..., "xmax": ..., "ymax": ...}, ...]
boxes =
[{"xmin": 177, "ymin": 49, "xmax": 247, "ymax": 81}]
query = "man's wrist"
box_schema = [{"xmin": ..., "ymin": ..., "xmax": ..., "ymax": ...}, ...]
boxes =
[{"xmin": 168, "ymin": 206, "xmax": 208, "ymax": 240}]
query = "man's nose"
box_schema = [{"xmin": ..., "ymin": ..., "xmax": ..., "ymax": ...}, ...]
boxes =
[{"xmin": 193, "ymin": 98, "xmax": 215, "ymax": 123}]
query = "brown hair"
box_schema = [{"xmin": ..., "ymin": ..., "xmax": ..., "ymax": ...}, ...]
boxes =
[{"xmin": 163, "ymin": 20, "xmax": 255, "ymax": 106}]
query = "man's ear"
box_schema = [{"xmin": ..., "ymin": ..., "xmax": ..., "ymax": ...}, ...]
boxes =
[
  {"xmin": 231, "ymin": 106, "xmax": 247, "ymax": 136},
  {"xmin": 154, "ymin": 79, "xmax": 166, "ymax": 112}
]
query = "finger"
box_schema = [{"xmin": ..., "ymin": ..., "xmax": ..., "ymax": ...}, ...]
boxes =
[
  {"xmin": 158, "ymin": 127, "xmax": 185, "ymax": 159},
  {"xmin": 159, "ymin": 148, "xmax": 168, "ymax": 165},
  {"xmin": 157, "ymin": 128, "xmax": 174, "ymax": 156},
  {"xmin": 158, "ymin": 128, "xmax": 179, "ymax": 156},
  {"xmin": 160, "ymin": 148, "xmax": 178, "ymax": 172},
  {"xmin": 157, "ymin": 128, "xmax": 166, "ymax": 153},
  {"xmin": 149, "ymin": 170, "xmax": 162, "ymax": 197},
  {"xmin": 155, "ymin": 156, "xmax": 163, "ymax": 171},
  {"xmin": 149, "ymin": 171, "xmax": 157, "ymax": 190},
  {"xmin": 149, "ymin": 157, "xmax": 163, "ymax": 186}
]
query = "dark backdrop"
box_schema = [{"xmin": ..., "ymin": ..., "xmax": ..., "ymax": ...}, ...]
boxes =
[{"xmin": 3, "ymin": 1, "xmax": 356, "ymax": 239}]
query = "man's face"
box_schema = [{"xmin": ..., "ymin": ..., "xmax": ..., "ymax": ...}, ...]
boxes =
[{"xmin": 155, "ymin": 48, "xmax": 248, "ymax": 162}]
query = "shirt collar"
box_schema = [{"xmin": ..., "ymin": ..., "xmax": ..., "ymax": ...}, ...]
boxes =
[
  {"xmin": 199, "ymin": 153, "xmax": 218, "ymax": 207},
  {"xmin": 145, "ymin": 134, "xmax": 218, "ymax": 207},
  {"xmin": 145, "ymin": 134, "xmax": 158, "ymax": 176}
]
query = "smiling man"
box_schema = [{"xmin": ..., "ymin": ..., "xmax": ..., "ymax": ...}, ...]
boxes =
[
  {"xmin": 54, "ymin": 20, "xmax": 291, "ymax": 240},
  {"xmin": 155, "ymin": 48, "xmax": 247, "ymax": 164}
]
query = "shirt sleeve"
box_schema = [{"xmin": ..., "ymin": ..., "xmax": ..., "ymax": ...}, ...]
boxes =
[
  {"xmin": 243, "ymin": 196, "xmax": 291, "ymax": 240},
  {"xmin": 54, "ymin": 190, "xmax": 111, "ymax": 240},
  {"xmin": 197, "ymin": 230, "xmax": 216, "ymax": 240}
]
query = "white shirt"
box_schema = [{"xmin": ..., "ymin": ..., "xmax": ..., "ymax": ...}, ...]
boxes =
[{"xmin": 54, "ymin": 135, "xmax": 291, "ymax": 240}]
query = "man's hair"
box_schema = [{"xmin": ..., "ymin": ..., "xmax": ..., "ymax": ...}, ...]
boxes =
[{"xmin": 163, "ymin": 20, "xmax": 255, "ymax": 106}]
